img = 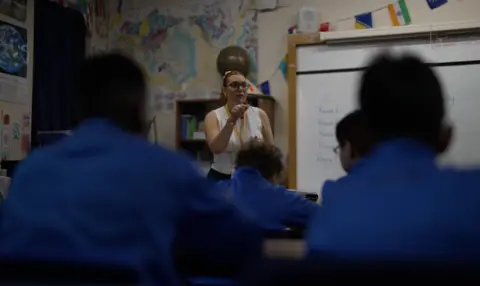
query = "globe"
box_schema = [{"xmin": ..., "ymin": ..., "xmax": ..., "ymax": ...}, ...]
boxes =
[{"xmin": 216, "ymin": 46, "xmax": 251, "ymax": 77}]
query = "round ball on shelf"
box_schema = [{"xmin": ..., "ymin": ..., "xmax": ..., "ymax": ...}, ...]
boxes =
[{"xmin": 216, "ymin": 46, "xmax": 251, "ymax": 77}]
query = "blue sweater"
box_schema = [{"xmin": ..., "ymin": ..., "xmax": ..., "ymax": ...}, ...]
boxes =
[
  {"xmin": 0, "ymin": 119, "xmax": 262, "ymax": 285},
  {"xmin": 218, "ymin": 167, "xmax": 319, "ymax": 230},
  {"xmin": 307, "ymin": 139, "xmax": 480, "ymax": 262}
]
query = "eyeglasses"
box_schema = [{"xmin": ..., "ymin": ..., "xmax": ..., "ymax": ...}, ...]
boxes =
[
  {"xmin": 333, "ymin": 146, "xmax": 340, "ymax": 154},
  {"xmin": 228, "ymin": 81, "xmax": 250, "ymax": 91}
]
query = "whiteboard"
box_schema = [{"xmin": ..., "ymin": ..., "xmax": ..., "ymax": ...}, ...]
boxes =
[{"xmin": 296, "ymin": 36, "xmax": 480, "ymax": 194}]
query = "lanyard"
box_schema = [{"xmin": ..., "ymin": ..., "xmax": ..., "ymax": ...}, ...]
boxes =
[{"xmin": 225, "ymin": 104, "xmax": 247, "ymax": 147}]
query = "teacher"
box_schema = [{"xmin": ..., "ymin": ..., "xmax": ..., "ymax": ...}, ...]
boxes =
[{"xmin": 204, "ymin": 70, "xmax": 275, "ymax": 181}]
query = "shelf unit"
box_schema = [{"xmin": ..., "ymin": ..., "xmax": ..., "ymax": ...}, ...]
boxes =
[{"xmin": 175, "ymin": 95, "xmax": 276, "ymax": 172}]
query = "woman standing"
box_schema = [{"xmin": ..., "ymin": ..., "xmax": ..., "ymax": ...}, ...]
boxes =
[{"xmin": 204, "ymin": 70, "xmax": 275, "ymax": 181}]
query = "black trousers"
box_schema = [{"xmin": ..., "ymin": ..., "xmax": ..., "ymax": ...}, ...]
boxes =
[{"xmin": 206, "ymin": 168, "xmax": 231, "ymax": 182}]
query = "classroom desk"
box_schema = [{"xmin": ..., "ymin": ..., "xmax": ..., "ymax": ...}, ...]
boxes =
[{"xmin": 175, "ymin": 228, "xmax": 305, "ymax": 278}]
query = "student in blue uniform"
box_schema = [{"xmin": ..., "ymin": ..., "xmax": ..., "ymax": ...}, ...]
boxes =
[
  {"xmin": 307, "ymin": 54, "xmax": 480, "ymax": 262},
  {"xmin": 218, "ymin": 141, "xmax": 320, "ymax": 230},
  {"xmin": 334, "ymin": 109, "xmax": 374, "ymax": 173},
  {"xmin": 0, "ymin": 54, "xmax": 263, "ymax": 285}
]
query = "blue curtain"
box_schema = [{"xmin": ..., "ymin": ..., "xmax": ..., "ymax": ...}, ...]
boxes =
[{"xmin": 32, "ymin": 0, "xmax": 86, "ymax": 148}]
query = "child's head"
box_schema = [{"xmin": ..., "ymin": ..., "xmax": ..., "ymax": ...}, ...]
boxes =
[
  {"xmin": 335, "ymin": 110, "xmax": 374, "ymax": 172},
  {"xmin": 235, "ymin": 141, "xmax": 284, "ymax": 184},
  {"xmin": 359, "ymin": 53, "xmax": 452, "ymax": 153}
]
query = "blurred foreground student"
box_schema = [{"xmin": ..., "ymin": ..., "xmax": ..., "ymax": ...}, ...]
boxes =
[
  {"xmin": 0, "ymin": 54, "xmax": 263, "ymax": 285},
  {"xmin": 307, "ymin": 54, "xmax": 480, "ymax": 261},
  {"xmin": 218, "ymin": 141, "xmax": 319, "ymax": 230}
]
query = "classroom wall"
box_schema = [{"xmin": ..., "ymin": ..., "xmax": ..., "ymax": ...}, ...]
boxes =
[
  {"xmin": 109, "ymin": 0, "xmax": 480, "ymax": 152},
  {"xmin": 0, "ymin": 1, "xmax": 34, "ymax": 161},
  {"xmin": 259, "ymin": 0, "xmax": 480, "ymax": 152}
]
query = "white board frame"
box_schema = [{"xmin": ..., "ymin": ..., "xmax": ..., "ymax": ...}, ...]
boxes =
[{"xmin": 287, "ymin": 20, "xmax": 480, "ymax": 190}]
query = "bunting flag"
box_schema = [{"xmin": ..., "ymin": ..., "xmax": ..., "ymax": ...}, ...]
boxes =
[
  {"xmin": 426, "ymin": 0, "xmax": 448, "ymax": 10},
  {"xmin": 276, "ymin": 0, "xmax": 455, "ymax": 81},
  {"xmin": 279, "ymin": 54, "xmax": 288, "ymax": 80},
  {"xmin": 288, "ymin": 25, "xmax": 297, "ymax": 34},
  {"xmin": 388, "ymin": 0, "xmax": 411, "ymax": 26},
  {"xmin": 355, "ymin": 12, "xmax": 373, "ymax": 29},
  {"xmin": 259, "ymin": 81, "xmax": 271, "ymax": 95},
  {"xmin": 246, "ymin": 78, "xmax": 263, "ymax": 95}
]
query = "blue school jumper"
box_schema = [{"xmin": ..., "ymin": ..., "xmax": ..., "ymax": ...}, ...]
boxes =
[
  {"xmin": 0, "ymin": 119, "xmax": 262, "ymax": 285},
  {"xmin": 218, "ymin": 167, "xmax": 319, "ymax": 230},
  {"xmin": 307, "ymin": 138, "xmax": 480, "ymax": 262}
]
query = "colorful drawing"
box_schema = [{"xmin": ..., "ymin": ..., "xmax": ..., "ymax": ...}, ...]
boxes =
[
  {"xmin": 0, "ymin": 20, "xmax": 28, "ymax": 77},
  {"xmin": 108, "ymin": 0, "xmax": 258, "ymax": 106},
  {"xmin": 12, "ymin": 121, "xmax": 19, "ymax": 139},
  {"xmin": 189, "ymin": 2, "xmax": 234, "ymax": 48}
]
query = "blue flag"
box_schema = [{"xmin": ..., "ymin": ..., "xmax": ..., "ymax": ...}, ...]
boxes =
[
  {"xmin": 355, "ymin": 12, "xmax": 373, "ymax": 29},
  {"xmin": 426, "ymin": 0, "xmax": 448, "ymax": 10},
  {"xmin": 259, "ymin": 81, "xmax": 271, "ymax": 95},
  {"xmin": 279, "ymin": 55, "xmax": 287, "ymax": 80}
]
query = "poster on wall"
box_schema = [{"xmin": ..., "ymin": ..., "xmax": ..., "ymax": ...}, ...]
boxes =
[
  {"xmin": 0, "ymin": 0, "xmax": 27, "ymax": 22},
  {"xmin": 0, "ymin": 19, "xmax": 27, "ymax": 78},
  {"xmin": 0, "ymin": 18, "xmax": 28, "ymax": 105}
]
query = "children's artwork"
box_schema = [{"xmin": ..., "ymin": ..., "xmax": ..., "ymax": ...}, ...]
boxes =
[
  {"xmin": 12, "ymin": 121, "xmax": 19, "ymax": 140},
  {"xmin": 0, "ymin": 150, "xmax": 7, "ymax": 161},
  {"xmin": 20, "ymin": 133, "xmax": 29, "ymax": 154},
  {"xmin": 0, "ymin": 19, "xmax": 28, "ymax": 78},
  {"xmin": 22, "ymin": 112, "xmax": 30, "ymax": 129},
  {"xmin": 1, "ymin": 127, "xmax": 9, "ymax": 149}
]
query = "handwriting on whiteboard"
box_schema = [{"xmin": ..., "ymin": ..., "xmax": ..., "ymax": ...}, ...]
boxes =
[
  {"xmin": 316, "ymin": 105, "xmax": 341, "ymax": 163},
  {"xmin": 318, "ymin": 106, "xmax": 339, "ymax": 114},
  {"xmin": 318, "ymin": 119, "xmax": 335, "ymax": 126},
  {"xmin": 316, "ymin": 154, "xmax": 334, "ymax": 163}
]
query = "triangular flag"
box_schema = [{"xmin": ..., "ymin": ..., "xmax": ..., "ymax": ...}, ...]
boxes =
[
  {"xmin": 288, "ymin": 25, "xmax": 297, "ymax": 34},
  {"xmin": 245, "ymin": 78, "xmax": 262, "ymax": 95},
  {"xmin": 279, "ymin": 55, "xmax": 288, "ymax": 80},
  {"xmin": 388, "ymin": 0, "xmax": 411, "ymax": 26},
  {"xmin": 426, "ymin": 0, "xmax": 448, "ymax": 10},
  {"xmin": 259, "ymin": 81, "xmax": 271, "ymax": 95},
  {"xmin": 355, "ymin": 12, "xmax": 373, "ymax": 29}
]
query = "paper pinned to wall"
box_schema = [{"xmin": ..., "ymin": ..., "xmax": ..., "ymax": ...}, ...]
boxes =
[
  {"xmin": 1, "ymin": 127, "xmax": 10, "ymax": 149},
  {"xmin": 12, "ymin": 121, "xmax": 19, "ymax": 140}
]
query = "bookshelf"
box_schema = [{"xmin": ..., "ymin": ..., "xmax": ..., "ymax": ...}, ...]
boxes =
[{"xmin": 175, "ymin": 95, "xmax": 276, "ymax": 173}]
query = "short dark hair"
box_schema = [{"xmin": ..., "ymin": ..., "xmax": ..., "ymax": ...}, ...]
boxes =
[
  {"xmin": 75, "ymin": 53, "xmax": 147, "ymax": 133},
  {"xmin": 336, "ymin": 110, "xmax": 373, "ymax": 156},
  {"xmin": 359, "ymin": 53, "xmax": 445, "ymax": 147},
  {"xmin": 235, "ymin": 141, "xmax": 284, "ymax": 180}
]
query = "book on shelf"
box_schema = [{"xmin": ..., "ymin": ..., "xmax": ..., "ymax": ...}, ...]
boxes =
[{"xmin": 180, "ymin": 115, "xmax": 206, "ymax": 140}]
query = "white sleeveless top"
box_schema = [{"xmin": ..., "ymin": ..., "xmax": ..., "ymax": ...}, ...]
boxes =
[{"xmin": 211, "ymin": 106, "xmax": 263, "ymax": 174}]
